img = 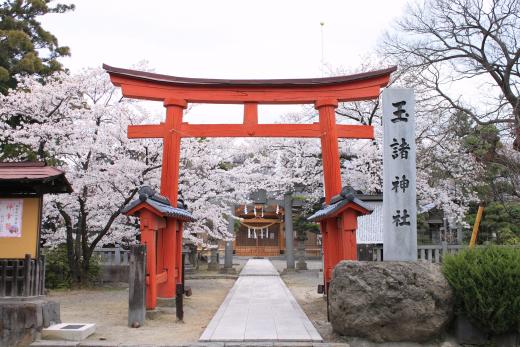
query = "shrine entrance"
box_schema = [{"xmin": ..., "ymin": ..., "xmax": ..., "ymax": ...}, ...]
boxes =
[
  {"xmin": 104, "ymin": 64, "xmax": 396, "ymax": 294},
  {"xmin": 234, "ymin": 202, "xmax": 284, "ymax": 257}
]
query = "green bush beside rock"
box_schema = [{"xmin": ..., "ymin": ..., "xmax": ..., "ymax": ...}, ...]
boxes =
[{"xmin": 442, "ymin": 246, "xmax": 520, "ymax": 335}]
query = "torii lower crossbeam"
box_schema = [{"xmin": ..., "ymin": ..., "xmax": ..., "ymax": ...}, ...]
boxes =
[{"xmin": 128, "ymin": 122, "xmax": 373, "ymax": 139}]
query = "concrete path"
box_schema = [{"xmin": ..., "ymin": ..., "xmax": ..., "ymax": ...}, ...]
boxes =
[{"xmin": 200, "ymin": 259, "xmax": 322, "ymax": 343}]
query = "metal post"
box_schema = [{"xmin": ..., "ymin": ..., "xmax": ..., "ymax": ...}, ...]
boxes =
[{"xmin": 284, "ymin": 193, "xmax": 295, "ymax": 270}]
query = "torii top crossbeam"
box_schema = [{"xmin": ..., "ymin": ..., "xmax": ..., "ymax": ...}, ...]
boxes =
[{"xmin": 104, "ymin": 64, "xmax": 396, "ymax": 103}]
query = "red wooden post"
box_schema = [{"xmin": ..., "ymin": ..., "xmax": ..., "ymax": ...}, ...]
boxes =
[
  {"xmin": 320, "ymin": 220, "xmax": 331, "ymax": 284},
  {"xmin": 139, "ymin": 210, "xmax": 158, "ymax": 309},
  {"xmin": 316, "ymin": 98, "xmax": 354, "ymax": 290},
  {"xmin": 176, "ymin": 221, "xmax": 183, "ymax": 285},
  {"xmin": 158, "ymin": 219, "xmax": 177, "ymax": 298},
  {"xmin": 161, "ymin": 98, "xmax": 187, "ymax": 207},
  {"xmin": 157, "ymin": 99, "xmax": 186, "ymax": 299},
  {"xmin": 316, "ymin": 99, "xmax": 342, "ymax": 204},
  {"xmin": 341, "ymin": 209, "xmax": 358, "ymax": 260}
]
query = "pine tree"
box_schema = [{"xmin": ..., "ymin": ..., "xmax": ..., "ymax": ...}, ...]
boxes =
[{"xmin": 0, "ymin": 0, "xmax": 74, "ymax": 94}]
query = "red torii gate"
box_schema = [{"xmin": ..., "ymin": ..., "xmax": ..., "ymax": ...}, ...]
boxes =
[{"xmin": 104, "ymin": 64, "xmax": 395, "ymax": 295}]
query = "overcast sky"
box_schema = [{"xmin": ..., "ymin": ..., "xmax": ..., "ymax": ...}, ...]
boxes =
[{"xmin": 41, "ymin": 0, "xmax": 409, "ymax": 122}]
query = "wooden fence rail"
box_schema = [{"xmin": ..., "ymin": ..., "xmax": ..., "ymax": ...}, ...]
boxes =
[{"xmin": 0, "ymin": 254, "xmax": 45, "ymax": 297}]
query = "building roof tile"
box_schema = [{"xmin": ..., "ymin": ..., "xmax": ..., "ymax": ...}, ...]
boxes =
[{"xmin": 0, "ymin": 162, "xmax": 72, "ymax": 195}]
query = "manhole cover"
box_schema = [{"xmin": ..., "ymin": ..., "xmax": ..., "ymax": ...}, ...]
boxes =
[{"xmin": 61, "ymin": 324, "xmax": 85, "ymax": 330}]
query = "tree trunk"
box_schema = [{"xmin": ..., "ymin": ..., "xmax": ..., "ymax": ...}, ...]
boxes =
[
  {"xmin": 65, "ymin": 229, "xmax": 80, "ymax": 284},
  {"xmin": 513, "ymin": 112, "xmax": 520, "ymax": 151},
  {"xmin": 80, "ymin": 253, "xmax": 90, "ymax": 285}
]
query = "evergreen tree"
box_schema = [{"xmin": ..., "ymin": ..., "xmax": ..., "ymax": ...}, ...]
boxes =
[{"xmin": 0, "ymin": 0, "xmax": 74, "ymax": 94}]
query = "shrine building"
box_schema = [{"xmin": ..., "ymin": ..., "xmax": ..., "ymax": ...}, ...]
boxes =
[{"xmin": 230, "ymin": 190, "xmax": 321, "ymax": 257}]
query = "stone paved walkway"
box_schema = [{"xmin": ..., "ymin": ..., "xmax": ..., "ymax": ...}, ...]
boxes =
[{"xmin": 199, "ymin": 259, "xmax": 323, "ymax": 343}]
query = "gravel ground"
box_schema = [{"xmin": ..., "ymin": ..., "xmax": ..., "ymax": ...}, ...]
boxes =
[
  {"xmin": 280, "ymin": 268, "xmax": 345, "ymax": 343},
  {"xmin": 47, "ymin": 278, "xmax": 234, "ymax": 345},
  {"xmin": 45, "ymin": 257, "xmax": 459, "ymax": 347}
]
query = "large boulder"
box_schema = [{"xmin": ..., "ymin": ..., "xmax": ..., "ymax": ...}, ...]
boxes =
[{"xmin": 329, "ymin": 260, "xmax": 453, "ymax": 342}]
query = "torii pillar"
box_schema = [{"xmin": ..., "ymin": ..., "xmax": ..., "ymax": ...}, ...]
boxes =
[{"xmin": 157, "ymin": 98, "xmax": 186, "ymax": 298}]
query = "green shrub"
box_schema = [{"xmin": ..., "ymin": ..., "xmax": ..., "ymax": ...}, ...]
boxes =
[
  {"xmin": 44, "ymin": 244, "xmax": 101, "ymax": 289},
  {"xmin": 86, "ymin": 254, "xmax": 101, "ymax": 284},
  {"xmin": 442, "ymin": 246, "xmax": 520, "ymax": 334},
  {"xmin": 44, "ymin": 244, "xmax": 72, "ymax": 289}
]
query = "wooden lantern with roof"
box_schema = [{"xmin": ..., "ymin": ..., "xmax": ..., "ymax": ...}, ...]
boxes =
[
  {"xmin": 308, "ymin": 186, "xmax": 373, "ymax": 293},
  {"xmin": 122, "ymin": 186, "xmax": 195, "ymax": 310}
]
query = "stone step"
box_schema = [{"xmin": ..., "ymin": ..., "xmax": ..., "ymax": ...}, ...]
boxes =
[{"xmin": 41, "ymin": 323, "xmax": 96, "ymax": 341}]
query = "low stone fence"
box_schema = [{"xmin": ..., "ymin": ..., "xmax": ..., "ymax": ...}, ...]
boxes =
[
  {"xmin": 92, "ymin": 246, "xmax": 130, "ymax": 282},
  {"xmin": 373, "ymin": 243, "xmax": 466, "ymax": 263}
]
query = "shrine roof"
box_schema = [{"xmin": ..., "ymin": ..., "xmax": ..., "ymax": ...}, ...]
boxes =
[
  {"xmin": 307, "ymin": 187, "xmax": 373, "ymax": 222},
  {"xmin": 0, "ymin": 162, "xmax": 72, "ymax": 195},
  {"xmin": 122, "ymin": 186, "xmax": 195, "ymax": 222},
  {"xmin": 103, "ymin": 64, "xmax": 397, "ymax": 88}
]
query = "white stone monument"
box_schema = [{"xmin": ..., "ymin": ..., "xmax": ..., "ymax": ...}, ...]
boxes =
[{"xmin": 382, "ymin": 88, "xmax": 417, "ymax": 261}]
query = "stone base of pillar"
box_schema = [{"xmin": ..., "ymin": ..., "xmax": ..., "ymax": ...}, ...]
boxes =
[
  {"xmin": 156, "ymin": 297, "xmax": 176, "ymax": 307},
  {"xmin": 219, "ymin": 267, "xmax": 237, "ymax": 274},
  {"xmin": 281, "ymin": 267, "xmax": 296, "ymax": 275},
  {"xmin": 208, "ymin": 248, "xmax": 219, "ymax": 271},
  {"xmin": 296, "ymin": 260, "xmax": 308, "ymax": 270},
  {"xmin": 145, "ymin": 308, "xmax": 163, "ymax": 320},
  {"xmin": 207, "ymin": 262, "xmax": 220, "ymax": 271},
  {"xmin": 296, "ymin": 238, "xmax": 308, "ymax": 271}
]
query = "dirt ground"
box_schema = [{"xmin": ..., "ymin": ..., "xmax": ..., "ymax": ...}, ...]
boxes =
[
  {"xmin": 48, "ymin": 278, "xmax": 234, "ymax": 345},
  {"xmin": 281, "ymin": 270, "xmax": 348, "ymax": 344},
  {"xmin": 46, "ymin": 260, "xmax": 459, "ymax": 346}
]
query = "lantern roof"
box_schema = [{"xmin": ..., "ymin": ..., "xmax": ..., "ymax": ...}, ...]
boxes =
[
  {"xmin": 307, "ymin": 187, "xmax": 373, "ymax": 222},
  {"xmin": 122, "ymin": 186, "xmax": 195, "ymax": 222}
]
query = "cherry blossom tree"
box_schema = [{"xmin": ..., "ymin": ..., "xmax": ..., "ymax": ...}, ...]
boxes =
[
  {"xmin": 178, "ymin": 137, "xmax": 252, "ymax": 245},
  {"xmin": 0, "ymin": 68, "xmax": 162, "ymax": 283},
  {"xmin": 0, "ymin": 61, "xmax": 488, "ymax": 285}
]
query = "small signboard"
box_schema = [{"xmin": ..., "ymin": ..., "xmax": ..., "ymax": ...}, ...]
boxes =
[
  {"xmin": 0, "ymin": 199, "xmax": 23, "ymax": 238},
  {"xmin": 356, "ymin": 201, "xmax": 383, "ymax": 244},
  {"xmin": 382, "ymin": 89, "xmax": 417, "ymax": 261}
]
